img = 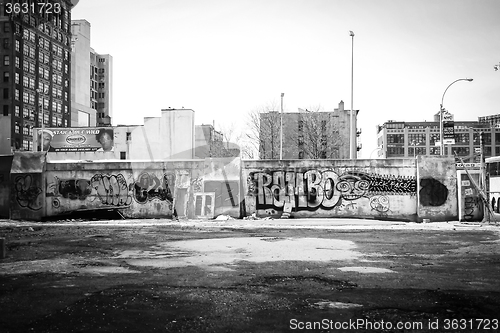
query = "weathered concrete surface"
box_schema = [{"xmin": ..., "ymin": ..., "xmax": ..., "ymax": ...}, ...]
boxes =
[
  {"xmin": 417, "ymin": 156, "xmax": 458, "ymax": 222},
  {"xmin": 0, "ymin": 155, "xmax": 14, "ymax": 218},
  {"xmin": 0, "ymin": 218, "xmax": 499, "ymax": 332}
]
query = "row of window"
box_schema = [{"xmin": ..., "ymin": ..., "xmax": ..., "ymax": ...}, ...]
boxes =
[
  {"xmin": 388, "ymin": 132, "xmax": 490, "ymax": 145},
  {"xmin": 387, "ymin": 146, "xmax": 498, "ymax": 157}
]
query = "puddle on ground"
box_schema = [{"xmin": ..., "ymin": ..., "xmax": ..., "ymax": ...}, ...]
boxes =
[
  {"xmin": 117, "ymin": 237, "xmax": 362, "ymax": 269},
  {"xmin": 310, "ymin": 301, "xmax": 364, "ymax": 309},
  {"xmin": 338, "ymin": 266, "xmax": 396, "ymax": 273}
]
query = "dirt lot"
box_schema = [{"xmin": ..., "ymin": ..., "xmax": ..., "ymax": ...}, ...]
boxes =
[{"xmin": 0, "ymin": 219, "xmax": 499, "ymax": 332}]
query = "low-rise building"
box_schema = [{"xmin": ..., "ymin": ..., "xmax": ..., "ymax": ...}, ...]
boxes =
[{"xmin": 376, "ymin": 113, "xmax": 498, "ymax": 160}]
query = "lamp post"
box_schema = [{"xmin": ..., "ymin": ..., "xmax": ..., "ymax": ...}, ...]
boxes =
[
  {"xmin": 468, "ymin": 127, "xmax": 486, "ymax": 193},
  {"xmin": 349, "ymin": 30, "xmax": 356, "ymax": 160},
  {"xmin": 411, "ymin": 140, "xmax": 421, "ymax": 158},
  {"xmin": 439, "ymin": 78, "xmax": 473, "ymax": 156},
  {"xmin": 279, "ymin": 92, "xmax": 284, "ymax": 160}
]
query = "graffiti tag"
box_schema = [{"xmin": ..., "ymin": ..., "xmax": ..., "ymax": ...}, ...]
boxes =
[
  {"xmin": 249, "ymin": 170, "xmax": 414, "ymax": 211},
  {"xmin": 14, "ymin": 174, "xmax": 42, "ymax": 211},
  {"xmin": 419, "ymin": 178, "xmax": 448, "ymax": 206},
  {"xmin": 133, "ymin": 172, "xmax": 174, "ymax": 204},
  {"xmin": 91, "ymin": 174, "xmax": 132, "ymax": 206}
]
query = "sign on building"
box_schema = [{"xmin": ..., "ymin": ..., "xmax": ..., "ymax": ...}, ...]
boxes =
[
  {"xmin": 34, "ymin": 127, "xmax": 115, "ymax": 153},
  {"xmin": 442, "ymin": 112, "xmax": 455, "ymax": 145}
]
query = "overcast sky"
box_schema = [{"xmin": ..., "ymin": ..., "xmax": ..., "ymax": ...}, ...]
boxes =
[{"xmin": 72, "ymin": 0, "xmax": 500, "ymax": 158}]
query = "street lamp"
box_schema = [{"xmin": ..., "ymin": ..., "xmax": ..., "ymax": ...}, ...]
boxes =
[
  {"xmin": 411, "ymin": 140, "xmax": 422, "ymax": 158},
  {"xmin": 349, "ymin": 30, "xmax": 356, "ymax": 160},
  {"xmin": 439, "ymin": 78, "xmax": 473, "ymax": 156}
]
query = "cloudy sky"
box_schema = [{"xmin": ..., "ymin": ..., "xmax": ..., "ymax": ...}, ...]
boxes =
[{"xmin": 72, "ymin": 0, "xmax": 500, "ymax": 158}]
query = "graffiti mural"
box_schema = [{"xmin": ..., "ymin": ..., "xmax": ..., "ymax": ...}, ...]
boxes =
[
  {"xmin": 14, "ymin": 174, "xmax": 43, "ymax": 210},
  {"xmin": 249, "ymin": 170, "xmax": 415, "ymax": 211},
  {"xmin": 90, "ymin": 174, "xmax": 133, "ymax": 206},
  {"xmin": 464, "ymin": 196, "xmax": 483, "ymax": 221},
  {"xmin": 369, "ymin": 195, "xmax": 390, "ymax": 213},
  {"xmin": 419, "ymin": 177, "xmax": 448, "ymax": 206},
  {"xmin": 132, "ymin": 172, "xmax": 174, "ymax": 204},
  {"xmin": 58, "ymin": 179, "xmax": 92, "ymax": 200}
]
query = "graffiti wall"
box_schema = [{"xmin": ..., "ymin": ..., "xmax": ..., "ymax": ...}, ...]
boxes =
[
  {"xmin": 6, "ymin": 152, "xmax": 461, "ymax": 222},
  {"xmin": 457, "ymin": 170, "xmax": 484, "ymax": 222},
  {"xmin": 417, "ymin": 156, "xmax": 458, "ymax": 221},
  {"xmin": 242, "ymin": 159, "xmax": 419, "ymax": 221},
  {"xmin": 40, "ymin": 157, "xmax": 241, "ymax": 219},
  {"xmin": 9, "ymin": 152, "xmax": 46, "ymax": 220}
]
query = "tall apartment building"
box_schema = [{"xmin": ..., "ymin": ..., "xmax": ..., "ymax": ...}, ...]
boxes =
[
  {"xmin": 259, "ymin": 100, "xmax": 360, "ymax": 160},
  {"xmin": 71, "ymin": 19, "xmax": 112, "ymax": 127},
  {"xmin": 376, "ymin": 112, "xmax": 498, "ymax": 161},
  {"xmin": 0, "ymin": 0, "xmax": 78, "ymax": 154}
]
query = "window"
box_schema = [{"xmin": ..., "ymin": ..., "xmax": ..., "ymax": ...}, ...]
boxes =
[
  {"xmin": 3, "ymin": 38, "xmax": 9, "ymax": 49},
  {"xmin": 453, "ymin": 147, "xmax": 470, "ymax": 156},
  {"xmin": 3, "ymin": 105, "xmax": 8, "ymax": 116},
  {"xmin": 454, "ymin": 133, "xmax": 469, "ymax": 144},
  {"xmin": 408, "ymin": 133, "xmax": 426, "ymax": 145},
  {"xmin": 409, "ymin": 147, "xmax": 426, "ymax": 156},
  {"xmin": 321, "ymin": 120, "xmax": 327, "ymax": 132},
  {"xmin": 3, "ymin": 22, "xmax": 10, "ymax": 33},
  {"xmin": 298, "ymin": 120, "xmax": 303, "ymax": 132},
  {"xmin": 298, "ymin": 151, "xmax": 304, "ymax": 159},
  {"xmin": 126, "ymin": 132, "xmax": 131, "ymax": 141},
  {"xmin": 15, "ymin": 105, "xmax": 20, "ymax": 117},
  {"xmin": 3, "ymin": 71, "xmax": 9, "ymax": 82},
  {"xmin": 387, "ymin": 146, "xmax": 404, "ymax": 156},
  {"xmin": 429, "ymin": 147, "xmax": 441, "ymax": 155},
  {"xmin": 120, "ymin": 152, "xmax": 126, "ymax": 160},
  {"xmin": 3, "ymin": 55, "xmax": 9, "ymax": 66},
  {"xmin": 388, "ymin": 134, "xmax": 404, "ymax": 144},
  {"xmin": 482, "ymin": 133, "xmax": 492, "ymax": 145}
]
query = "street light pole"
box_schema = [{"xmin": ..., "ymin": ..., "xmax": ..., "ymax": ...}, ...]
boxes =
[
  {"xmin": 279, "ymin": 92, "xmax": 284, "ymax": 160},
  {"xmin": 439, "ymin": 78, "xmax": 473, "ymax": 156},
  {"xmin": 349, "ymin": 31, "xmax": 355, "ymax": 160}
]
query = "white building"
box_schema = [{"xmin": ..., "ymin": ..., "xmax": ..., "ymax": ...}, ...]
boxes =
[{"xmin": 70, "ymin": 19, "xmax": 113, "ymax": 127}]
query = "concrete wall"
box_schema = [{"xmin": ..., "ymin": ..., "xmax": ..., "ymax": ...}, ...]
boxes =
[
  {"xmin": 242, "ymin": 159, "xmax": 419, "ymax": 221},
  {"xmin": 10, "ymin": 154, "xmax": 240, "ymax": 220},
  {"xmin": 9, "ymin": 152, "xmax": 46, "ymax": 221},
  {"xmin": 5, "ymin": 153, "xmax": 462, "ymax": 222},
  {"xmin": 416, "ymin": 156, "xmax": 458, "ymax": 221}
]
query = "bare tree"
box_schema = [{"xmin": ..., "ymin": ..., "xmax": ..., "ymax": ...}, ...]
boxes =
[
  {"xmin": 246, "ymin": 101, "xmax": 283, "ymax": 160},
  {"xmin": 298, "ymin": 105, "xmax": 342, "ymax": 159},
  {"xmin": 245, "ymin": 103, "xmax": 343, "ymax": 160}
]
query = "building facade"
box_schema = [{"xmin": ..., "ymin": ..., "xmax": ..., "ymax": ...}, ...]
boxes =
[
  {"xmin": 0, "ymin": 0, "xmax": 78, "ymax": 154},
  {"xmin": 259, "ymin": 100, "xmax": 360, "ymax": 160},
  {"xmin": 376, "ymin": 113, "xmax": 498, "ymax": 161},
  {"xmin": 70, "ymin": 19, "xmax": 112, "ymax": 127}
]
